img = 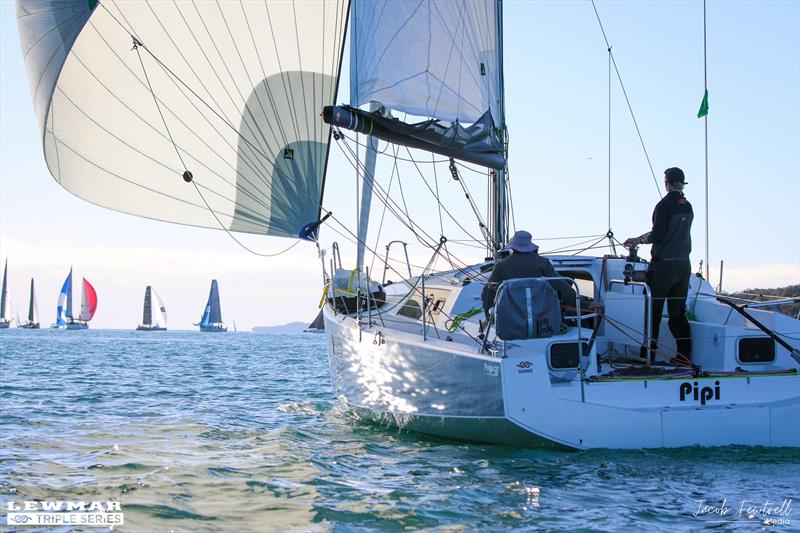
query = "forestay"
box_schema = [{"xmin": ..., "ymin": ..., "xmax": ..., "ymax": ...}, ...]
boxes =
[{"xmin": 16, "ymin": 0, "xmax": 349, "ymax": 240}]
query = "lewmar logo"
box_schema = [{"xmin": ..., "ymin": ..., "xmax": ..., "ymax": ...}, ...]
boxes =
[
  {"xmin": 679, "ymin": 381, "xmax": 721, "ymax": 405},
  {"xmin": 6, "ymin": 500, "xmax": 123, "ymax": 527},
  {"xmin": 516, "ymin": 361, "xmax": 533, "ymax": 374}
]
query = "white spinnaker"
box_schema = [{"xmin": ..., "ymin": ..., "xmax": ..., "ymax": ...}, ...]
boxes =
[
  {"xmin": 16, "ymin": 0, "xmax": 349, "ymax": 239},
  {"xmin": 152, "ymin": 289, "xmax": 166, "ymax": 327},
  {"xmin": 350, "ymin": 0, "xmax": 500, "ymax": 124}
]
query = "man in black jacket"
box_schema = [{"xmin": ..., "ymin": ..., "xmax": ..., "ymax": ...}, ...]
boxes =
[
  {"xmin": 482, "ymin": 230, "xmax": 565, "ymax": 317},
  {"xmin": 624, "ymin": 167, "xmax": 694, "ymax": 363}
]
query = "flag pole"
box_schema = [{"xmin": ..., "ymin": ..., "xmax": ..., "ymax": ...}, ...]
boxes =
[{"xmin": 703, "ymin": 0, "xmax": 710, "ymax": 282}]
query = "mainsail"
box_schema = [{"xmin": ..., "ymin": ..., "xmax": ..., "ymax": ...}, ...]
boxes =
[
  {"xmin": 324, "ymin": 0, "xmax": 504, "ymax": 169},
  {"xmin": 0, "ymin": 259, "xmax": 8, "ymax": 322},
  {"xmin": 28, "ymin": 278, "xmax": 39, "ymax": 325},
  {"xmin": 142, "ymin": 286, "xmax": 153, "ymax": 326},
  {"xmin": 200, "ymin": 280, "xmax": 222, "ymax": 327},
  {"xmin": 56, "ymin": 268, "xmax": 72, "ymax": 326},
  {"xmin": 79, "ymin": 278, "xmax": 97, "ymax": 322},
  {"xmin": 16, "ymin": 0, "xmax": 349, "ymax": 240},
  {"xmin": 208, "ymin": 280, "xmax": 222, "ymax": 325}
]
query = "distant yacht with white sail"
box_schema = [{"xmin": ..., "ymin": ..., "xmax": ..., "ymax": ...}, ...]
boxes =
[
  {"xmin": 51, "ymin": 267, "xmax": 97, "ymax": 330},
  {"xmin": 18, "ymin": 278, "xmax": 40, "ymax": 329},
  {"xmin": 136, "ymin": 285, "xmax": 167, "ymax": 331},
  {"xmin": 0, "ymin": 259, "xmax": 9, "ymax": 329},
  {"xmin": 196, "ymin": 280, "xmax": 226, "ymax": 332}
]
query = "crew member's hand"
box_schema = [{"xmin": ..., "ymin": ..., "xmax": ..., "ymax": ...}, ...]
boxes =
[{"xmin": 623, "ymin": 237, "xmax": 640, "ymax": 249}]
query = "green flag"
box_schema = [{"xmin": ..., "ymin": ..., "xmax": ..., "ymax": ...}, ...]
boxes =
[{"xmin": 697, "ymin": 89, "xmax": 709, "ymax": 118}]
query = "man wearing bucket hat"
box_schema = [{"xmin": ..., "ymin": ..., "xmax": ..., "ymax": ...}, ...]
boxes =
[
  {"xmin": 481, "ymin": 230, "xmax": 562, "ymax": 317},
  {"xmin": 624, "ymin": 167, "xmax": 694, "ymax": 364}
]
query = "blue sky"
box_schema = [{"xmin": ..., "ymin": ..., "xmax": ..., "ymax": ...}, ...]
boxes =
[{"xmin": 1, "ymin": 0, "xmax": 798, "ymax": 329}]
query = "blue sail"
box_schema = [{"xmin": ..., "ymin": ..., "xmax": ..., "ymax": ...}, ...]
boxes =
[
  {"xmin": 200, "ymin": 304, "xmax": 211, "ymax": 328},
  {"xmin": 55, "ymin": 269, "xmax": 71, "ymax": 326}
]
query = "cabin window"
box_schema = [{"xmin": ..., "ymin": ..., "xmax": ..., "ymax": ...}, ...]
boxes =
[
  {"xmin": 737, "ymin": 337, "xmax": 775, "ymax": 364},
  {"xmin": 398, "ymin": 298, "xmax": 423, "ymax": 319},
  {"xmin": 548, "ymin": 342, "xmax": 590, "ymax": 369}
]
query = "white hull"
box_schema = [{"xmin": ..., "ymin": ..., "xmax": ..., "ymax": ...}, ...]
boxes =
[{"xmin": 324, "ymin": 257, "xmax": 800, "ymax": 450}]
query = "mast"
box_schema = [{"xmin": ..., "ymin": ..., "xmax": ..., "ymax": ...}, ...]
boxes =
[
  {"xmin": 491, "ymin": 0, "xmax": 508, "ymax": 256},
  {"xmin": 357, "ymin": 103, "xmax": 380, "ymax": 272}
]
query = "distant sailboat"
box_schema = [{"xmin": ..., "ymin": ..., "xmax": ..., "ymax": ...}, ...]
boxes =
[
  {"xmin": 195, "ymin": 280, "xmax": 226, "ymax": 332},
  {"xmin": 18, "ymin": 278, "xmax": 40, "ymax": 329},
  {"xmin": 136, "ymin": 286, "xmax": 167, "ymax": 331},
  {"xmin": 303, "ymin": 310, "xmax": 325, "ymax": 333},
  {"xmin": 0, "ymin": 259, "xmax": 9, "ymax": 329},
  {"xmin": 51, "ymin": 267, "xmax": 97, "ymax": 330}
]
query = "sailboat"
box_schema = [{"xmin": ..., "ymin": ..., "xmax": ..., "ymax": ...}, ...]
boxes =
[
  {"xmin": 196, "ymin": 280, "xmax": 226, "ymax": 333},
  {"xmin": 0, "ymin": 259, "xmax": 9, "ymax": 329},
  {"xmin": 15, "ymin": 0, "xmax": 798, "ymax": 448},
  {"xmin": 136, "ymin": 286, "xmax": 167, "ymax": 331},
  {"xmin": 18, "ymin": 278, "xmax": 40, "ymax": 329},
  {"xmin": 51, "ymin": 267, "xmax": 97, "ymax": 330},
  {"xmin": 303, "ymin": 310, "xmax": 325, "ymax": 333}
]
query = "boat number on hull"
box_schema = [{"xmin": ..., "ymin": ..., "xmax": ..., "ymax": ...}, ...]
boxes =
[
  {"xmin": 679, "ymin": 381, "xmax": 720, "ymax": 405},
  {"xmin": 516, "ymin": 361, "xmax": 533, "ymax": 374}
]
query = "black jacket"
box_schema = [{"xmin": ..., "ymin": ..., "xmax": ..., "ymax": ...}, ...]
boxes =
[
  {"xmin": 481, "ymin": 252, "xmax": 560, "ymax": 313},
  {"xmin": 648, "ymin": 191, "xmax": 693, "ymax": 261}
]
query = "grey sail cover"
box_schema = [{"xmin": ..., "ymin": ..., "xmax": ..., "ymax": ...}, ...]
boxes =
[
  {"xmin": 350, "ymin": 0, "xmax": 500, "ymax": 124},
  {"xmin": 16, "ymin": 0, "xmax": 349, "ymax": 239}
]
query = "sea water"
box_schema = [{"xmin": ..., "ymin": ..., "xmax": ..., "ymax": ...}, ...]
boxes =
[{"xmin": 1, "ymin": 329, "xmax": 797, "ymax": 532}]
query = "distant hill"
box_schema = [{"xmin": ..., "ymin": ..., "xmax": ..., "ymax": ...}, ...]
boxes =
[
  {"xmin": 252, "ymin": 321, "xmax": 307, "ymax": 334},
  {"xmin": 724, "ymin": 284, "xmax": 800, "ymax": 318}
]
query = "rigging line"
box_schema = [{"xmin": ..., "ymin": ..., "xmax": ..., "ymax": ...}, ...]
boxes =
[
  {"xmin": 329, "ymin": 144, "xmax": 486, "ymax": 280},
  {"xmin": 590, "ymin": 0, "xmax": 661, "ymax": 198},
  {"xmin": 338, "ymin": 132, "xmax": 448, "ymax": 163},
  {"xmin": 450, "ymin": 159, "xmax": 491, "ymax": 248},
  {"xmin": 608, "ymin": 46, "xmax": 612, "ymax": 231},
  {"xmin": 130, "ymin": 22, "xmax": 300, "ymax": 256},
  {"xmin": 571, "ymin": 235, "xmax": 610, "ymax": 256},
  {"xmin": 190, "ymin": 181, "xmax": 302, "ymax": 257},
  {"xmin": 336, "ymin": 135, "xmax": 489, "ymax": 278},
  {"xmin": 404, "ymin": 147, "xmax": 486, "ymax": 244},
  {"xmin": 336, "ymin": 137, "xmax": 438, "ymax": 250},
  {"xmin": 324, "ymin": 215, "xmax": 487, "ymax": 346},
  {"xmin": 96, "ymin": 5, "xmax": 280, "ymax": 192},
  {"xmin": 56, "ymin": 55, "xmax": 279, "ymax": 217},
  {"xmin": 82, "ymin": 30, "xmax": 293, "ymax": 217},
  {"xmin": 432, "ymin": 153, "xmax": 453, "ymax": 265},
  {"xmin": 133, "ymin": 40, "xmax": 186, "ymax": 171},
  {"xmin": 538, "ymin": 235, "xmax": 605, "ymax": 254},
  {"xmin": 369, "ymin": 144, "xmax": 401, "ymax": 275},
  {"xmin": 99, "ymin": 3, "xmax": 305, "ymax": 195},
  {"xmin": 88, "ymin": 13, "xmax": 278, "ymax": 194}
]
